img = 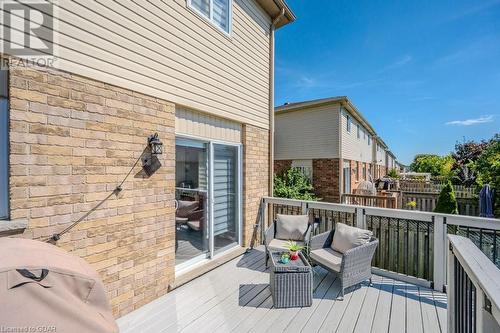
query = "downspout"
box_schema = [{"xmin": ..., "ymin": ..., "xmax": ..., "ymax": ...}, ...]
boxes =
[{"xmin": 269, "ymin": 6, "xmax": 285, "ymax": 197}]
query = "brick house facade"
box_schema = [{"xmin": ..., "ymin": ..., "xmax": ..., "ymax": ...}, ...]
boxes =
[{"xmin": 2, "ymin": 60, "xmax": 270, "ymax": 317}]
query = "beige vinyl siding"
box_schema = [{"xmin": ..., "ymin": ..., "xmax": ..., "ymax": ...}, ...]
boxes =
[
  {"xmin": 375, "ymin": 142, "xmax": 385, "ymax": 165},
  {"xmin": 274, "ymin": 104, "xmax": 340, "ymax": 160},
  {"xmin": 176, "ymin": 107, "xmax": 242, "ymax": 143},
  {"xmin": 9, "ymin": 0, "xmax": 272, "ymax": 129},
  {"xmin": 341, "ymin": 109, "xmax": 372, "ymax": 163}
]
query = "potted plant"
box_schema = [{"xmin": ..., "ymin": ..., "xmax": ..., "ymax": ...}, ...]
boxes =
[
  {"xmin": 280, "ymin": 252, "xmax": 290, "ymax": 264},
  {"xmin": 285, "ymin": 240, "xmax": 305, "ymax": 261}
]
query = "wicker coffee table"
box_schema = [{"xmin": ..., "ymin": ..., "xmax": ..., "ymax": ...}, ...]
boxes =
[{"xmin": 269, "ymin": 251, "xmax": 313, "ymax": 308}]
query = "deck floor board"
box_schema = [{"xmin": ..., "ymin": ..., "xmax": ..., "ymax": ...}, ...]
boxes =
[{"xmin": 117, "ymin": 247, "xmax": 447, "ymax": 333}]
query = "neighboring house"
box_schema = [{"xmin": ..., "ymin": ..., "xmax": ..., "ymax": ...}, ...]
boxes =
[
  {"xmin": 274, "ymin": 96, "xmax": 397, "ymax": 202},
  {"xmin": 0, "ymin": 0, "xmax": 294, "ymax": 317}
]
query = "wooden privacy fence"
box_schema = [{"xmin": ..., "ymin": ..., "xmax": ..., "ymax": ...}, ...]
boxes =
[
  {"xmin": 259, "ymin": 197, "xmax": 500, "ymax": 293},
  {"xmin": 341, "ymin": 193, "xmax": 397, "ymax": 209},
  {"xmin": 399, "ymin": 180, "xmax": 477, "ymax": 198},
  {"xmin": 402, "ymin": 192, "xmax": 479, "ymax": 216}
]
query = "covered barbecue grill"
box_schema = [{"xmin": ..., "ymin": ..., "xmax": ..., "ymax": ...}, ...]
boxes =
[{"xmin": 0, "ymin": 237, "xmax": 118, "ymax": 333}]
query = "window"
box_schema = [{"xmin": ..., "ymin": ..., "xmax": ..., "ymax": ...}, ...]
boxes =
[
  {"xmin": 355, "ymin": 162, "xmax": 359, "ymax": 181},
  {"xmin": 291, "ymin": 160, "xmax": 313, "ymax": 181},
  {"xmin": 363, "ymin": 164, "xmax": 367, "ymax": 180},
  {"xmin": 368, "ymin": 136, "xmax": 371, "ymax": 145},
  {"xmin": 363, "ymin": 130, "xmax": 366, "ymax": 140},
  {"xmin": 357, "ymin": 124, "xmax": 360, "ymax": 139},
  {"xmin": 189, "ymin": 0, "xmax": 232, "ymax": 34},
  {"xmin": 0, "ymin": 70, "xmax": 8, "ymax": 219},
  {"xmin": 346, "ymin": 114, "xmax": 351, "ymax": 132}
]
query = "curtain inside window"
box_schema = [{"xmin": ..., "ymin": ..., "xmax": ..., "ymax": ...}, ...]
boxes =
[
  {"xmin": 212, "ymin": 0, "xmax": 229, "ymax": 31},
  {"xmin": 191, "ymin": 0, "xmax": 210, "ymax": 17}
]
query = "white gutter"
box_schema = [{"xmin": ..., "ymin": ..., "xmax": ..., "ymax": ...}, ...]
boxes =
[{"xmin": 269, "ymin": 6, "xmax": 285, "ymax": 196}]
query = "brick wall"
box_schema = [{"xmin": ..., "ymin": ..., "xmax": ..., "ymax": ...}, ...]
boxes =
[
  {"xmin": 8, "ymin": 63, "xmax": 176, "ymax": 317},
  {"xmin": 312, "ymin": 158, "xmax": 340, "ymax": 203},
  {"xmin": 242, "ymin": 124, "xmax": 269, "ymax": 246},
  {"xmin": 274, "ymin": 159, "xmax": 292, "ymax": 175}
]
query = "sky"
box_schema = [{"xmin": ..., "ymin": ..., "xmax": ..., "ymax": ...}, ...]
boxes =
[{"xmin": 275, "ymin": 0, "xmax": 500, "ymax": 165}]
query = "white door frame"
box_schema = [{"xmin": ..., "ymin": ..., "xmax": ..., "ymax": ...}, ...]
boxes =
[{"xmin": 175, "ymin": 134, "xmax": 242, "ymax": 267}]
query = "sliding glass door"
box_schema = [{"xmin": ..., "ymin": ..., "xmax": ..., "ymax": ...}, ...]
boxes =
[
  {"xmin": 175, "ymin": 139, "xmax": 210, "ymax": 266},
  {"xmin": 212, "ymin": 144, "xmax": 240, "ymax": 253},
  {"xmin": 175, "ymin": 137, "xmax": 241, "ymax": 269}
]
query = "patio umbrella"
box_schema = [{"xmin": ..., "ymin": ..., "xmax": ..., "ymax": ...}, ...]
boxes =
[
  {"xmin": 479, "ymin": 184, "xmax": 495, "ymax": 218},
  {"xmin": 0, "ymin": 238, "xmax": 118, "ymax": 333}
]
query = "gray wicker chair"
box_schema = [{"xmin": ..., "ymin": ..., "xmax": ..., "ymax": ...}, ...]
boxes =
[
  {"xmin": 264, "ymin": 218, "xmax": 318, "ymax": 268},
  {"xmin": 310, "ymin": 230, "xmax": 378, "ymax": 299}
]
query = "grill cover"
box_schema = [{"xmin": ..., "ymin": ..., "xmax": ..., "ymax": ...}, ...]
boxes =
[{"xmin": 0, "ymin": 238, "xmax": 118, "ymax": 333}]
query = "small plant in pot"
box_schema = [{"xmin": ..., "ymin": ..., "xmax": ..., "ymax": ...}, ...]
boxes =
[
  {"xmin": 285, "ymin": 240, "xmax": 305, "ymax": 261},
  {"xmin": 280, "ymin": 252, "xmax": 290, "ymax": 264}
]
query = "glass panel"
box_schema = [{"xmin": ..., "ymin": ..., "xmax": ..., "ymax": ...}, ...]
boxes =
[
  {"xmin": 343, "ymin": 160, "xmax": 351, "ymax": 194},
  {"xmin": 213, "ymin": 144, "xmax": 239, "ymax": 252},
  {"xmin": 175, "ymin": 138, "xmax": 209, "ymax": 265},
  {"xmin": 190, "ymin": 0, "xmax": 210, "ymax": 18},
  {"xmin": 212, "ymin": 0, "xmax": 229, "ymax": 32}
]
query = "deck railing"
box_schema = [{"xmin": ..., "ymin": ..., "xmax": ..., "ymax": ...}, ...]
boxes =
[
  {"xmin": 260, "ymin": 197, "xmax": 500, "ymax": 292},
  {"xmin": 448, "ymin": 235, "xmax": 500, "ymax": 333},
  {"xmin": 341, "ymin": 193, "xmax": 397, "ymax": 208}
]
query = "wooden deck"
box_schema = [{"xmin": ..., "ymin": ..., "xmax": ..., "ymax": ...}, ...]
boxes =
[{"xmin": 117, "ymin": 247, "xmax": 447, "ymax": 333}]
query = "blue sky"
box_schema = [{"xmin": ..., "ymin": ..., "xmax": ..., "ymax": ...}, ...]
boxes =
[{"xmin": 275, "ymin": 0, "xmax": 500, "ymax": 165}]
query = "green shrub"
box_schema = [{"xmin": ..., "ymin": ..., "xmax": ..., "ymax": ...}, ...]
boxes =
[
  {"xmin": 273, "ymin": 167, "xmax": 317, "ymax": 201},
  {"xmin": 387, "ymin": 168, "xmax": 399, "ymax": 178},
  {"xmin": 434, "ymin": 181, "xmax": 458, "ymax": 214}
]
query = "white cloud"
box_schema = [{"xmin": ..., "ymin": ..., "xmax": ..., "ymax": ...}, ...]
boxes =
[{"xmin": 445, "ymin": 115, "xmax": 494, "ymax": 126}]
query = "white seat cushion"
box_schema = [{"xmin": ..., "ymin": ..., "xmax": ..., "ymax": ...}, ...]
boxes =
[
  {"xmin": 310, "ymin": 248, "xmax": 343, "ymax": 272},
  {"xmin": 332, "ymin": 223, "xmax": 372, "ymax": 254},
  {"xmin": 275, "ymin": 214, "xmax": 309, "ymax": 241},
  {"xmin": 268, "ymin": 239, "xmax": 304, "ymax": 252}
]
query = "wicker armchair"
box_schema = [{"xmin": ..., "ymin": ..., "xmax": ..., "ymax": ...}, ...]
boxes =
[
  {"xmin": 264, "ymin": 217, "xmax": 318, "ymax": 268},
  {"xmin": 310, "ymin": 230, "xmax": 378, "ymax": 299}
]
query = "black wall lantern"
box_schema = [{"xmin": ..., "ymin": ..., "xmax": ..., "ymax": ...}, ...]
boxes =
[
  {"xmin": 142, "ymin": 133, "xmax": 163, "ymax": 168},
  {"xmin": 148, "ymin": 133, "xmax": 163, "ymax": 155}
]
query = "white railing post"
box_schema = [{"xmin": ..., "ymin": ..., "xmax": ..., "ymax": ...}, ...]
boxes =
[
  {"xmin": 447, "ymin": 237, "xmax": 455, "ymax": 333},
  {"xmin": 356, "ymin": 207, "xmax": 365, "ymax": 229},
  {"xmin": 301, "ymin": 201, "xmax": 308, "ymax": 216},
  {"xmin": 261, "ymin": 198, "xmax": 267, "ymax": 245},
  {"xmin": 433, "ymin": 215, "xmax": 446, "ymax": 292}
]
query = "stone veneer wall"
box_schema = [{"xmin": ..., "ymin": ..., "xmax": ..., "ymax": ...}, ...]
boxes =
[
  {"xmin": 8, "ymin": 63, "xmax": 176, "ymax": 317},
  {"xmin": 312, "ymin": 158, "xmax": 340, "ymax": 203},
  {"xmin": 242, "ymin": 124, "xmax": 269, "ymax": 246}
]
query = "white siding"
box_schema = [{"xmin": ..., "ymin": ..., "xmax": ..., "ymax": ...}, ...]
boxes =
[
  {"xmin": 176, "ymin": 107, "xmax": 242, "ymax": 143},
  {"xmin": 341, "ymin": 109, "xmax": 372, "ymax": 163},
  {"xmin": 274, "ymin": 104, "xmax": 340, "ymax": 160},
  {"xmin": 376, "ymin": 143, "xmax": 385, "ymax": 166},
  {"xmin": 7, "ymin": 0, "xmax": 272, "ymax": 129}
]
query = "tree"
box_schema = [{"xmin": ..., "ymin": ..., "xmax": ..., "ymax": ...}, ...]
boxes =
[
  {"xmin": 473, "ymin": 134, "xmax": 500, "ymax": 216},
  {"xmin": 434, "ymin": 181, "xmax": 458, "ymax": 214},
  {"xmin": 273, "ymin": 167, "xmax": 317, "ymax": 200},
  {"xmin": 410, "ymin": 154, "xmax": 454, "ymax": 178},
  {"xmin": 451, "ymin": 139, "xmax": 488, "ymax": 186}
]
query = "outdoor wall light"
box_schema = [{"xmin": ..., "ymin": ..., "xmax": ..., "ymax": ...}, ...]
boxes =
[
  {"xmin": 148, "ymin": 133, "xmax": 163, "ymax": 155},
  {"xmin": 142, "ymin": 133, "xmax": 163, "ymax": 167}
]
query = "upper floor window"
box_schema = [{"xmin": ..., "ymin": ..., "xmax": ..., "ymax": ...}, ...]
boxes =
[
  {"xmin": 357, "ymin": 124, "xmax": 360, "ymax": 139},
  {"xmin": 189, "ymin": 0, "xmax": 232, "ymax": 34},
  {"xmin": 0, "ymin": 70, "xmax": 8, "ymax": 220},
  {"xmin": 346, "ymin": 114, "xmax": 351, "ymax": 132},
  {"xmin": 368, "ymin": 136, "xmax": 371, "ymax": 145}
]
